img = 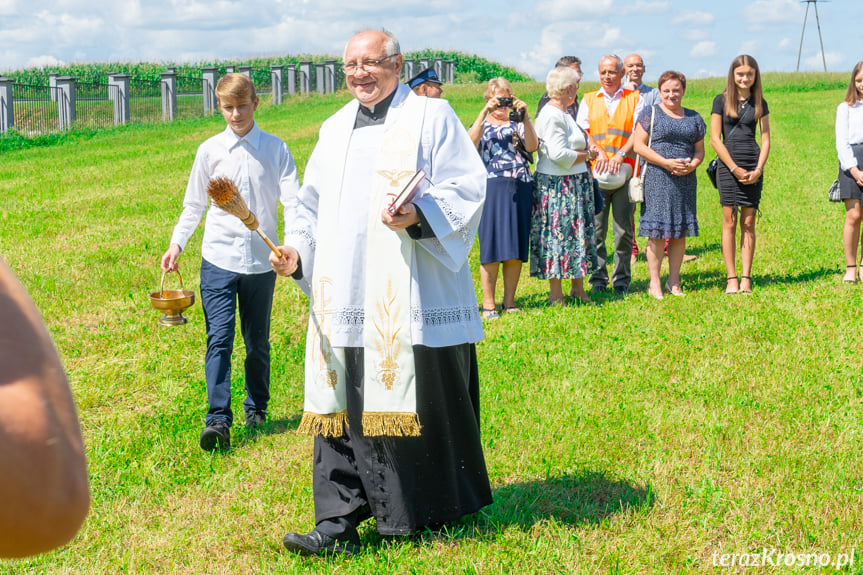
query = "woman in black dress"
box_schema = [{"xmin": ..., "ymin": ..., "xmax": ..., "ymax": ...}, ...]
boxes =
[{"xmin": 710, "ymin": 55, "xmax": 771, "ymax": 295}]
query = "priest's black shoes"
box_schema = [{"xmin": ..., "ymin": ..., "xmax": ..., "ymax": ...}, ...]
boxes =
[{"xmin": 282, "ymin": 529, "xmax": 360, "ymax": 556}]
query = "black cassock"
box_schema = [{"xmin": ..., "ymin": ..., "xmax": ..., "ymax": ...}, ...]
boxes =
[{"xmin": 313, "ymin": 343, "xmax": 492, "ymax": 535}]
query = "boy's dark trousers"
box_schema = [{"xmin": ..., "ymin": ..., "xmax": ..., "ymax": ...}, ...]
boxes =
[{"xmin": 199, "ymin": 258, "xmax": 276, "ymax": 427}]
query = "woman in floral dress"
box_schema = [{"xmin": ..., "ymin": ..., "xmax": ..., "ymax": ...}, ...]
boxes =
[{"xmin": 531, "ymin": 66, "xmax": 599, "ymax": 305}]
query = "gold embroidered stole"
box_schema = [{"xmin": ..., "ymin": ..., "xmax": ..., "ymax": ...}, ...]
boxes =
[{"xmin": 298, "ymin": 91, "xmax": 426, "ymax": 437}]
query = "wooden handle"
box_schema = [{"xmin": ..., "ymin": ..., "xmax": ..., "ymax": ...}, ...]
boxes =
[{"xmin": 256, "ymin": 229, "xmax": 283, "ymax": 258}]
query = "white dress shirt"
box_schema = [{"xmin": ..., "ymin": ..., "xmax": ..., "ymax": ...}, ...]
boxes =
[
  {"xmin": 576, "ymin": 86, "xmax": 645, "ymax": 132},
  {"xmin": 169, "ymin": 123, "xmax": 300, "ymax": 274},
  {"xmin": 836, "ymin": 100, "xmax": 863, "ymax": 171}
]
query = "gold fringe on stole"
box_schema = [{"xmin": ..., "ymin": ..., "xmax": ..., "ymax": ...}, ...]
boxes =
[
  {"xmin": 297, "ymin": 410, "xmax": 348, "ymax": 437},
  {"xmin": 361, "ymin": 412, "xmax": 422, "ymax": 437}
]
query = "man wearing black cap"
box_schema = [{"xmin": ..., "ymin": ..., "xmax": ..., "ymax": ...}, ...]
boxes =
[{"xmin": 407, "ymin": 67, "xmax": 443, "ymax": 98}]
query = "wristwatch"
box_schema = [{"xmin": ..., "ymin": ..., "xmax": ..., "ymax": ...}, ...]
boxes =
[{"xmin": 615, "ymin": 149, "xmax": 626, "ymax": 158}]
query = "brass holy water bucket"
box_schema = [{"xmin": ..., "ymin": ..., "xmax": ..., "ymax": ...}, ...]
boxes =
[{"xmin": 149, "ymin": 269, "xmax": 195, "ymax": 326}]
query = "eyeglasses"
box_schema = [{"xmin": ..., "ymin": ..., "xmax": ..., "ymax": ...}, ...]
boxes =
[{"xmin": 343, "ymin": 54, "xmax": 398, "ymax": 75}]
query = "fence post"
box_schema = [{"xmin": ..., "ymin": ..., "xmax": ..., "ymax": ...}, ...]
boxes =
[
  {"xmin": 315, "ymin": 63, "xmax": 325, "ymax": 94},
  {"xmin": 324, "ymin": 60, "xmax": 336, "ymax": 93},
  {"xmin": 161, "ymin": 70, "xmax": 177, "ymax": 121},
  {"xmin": 420, "ymin": 57, "xmax": 430, "ymax": 71},
  {"xmin": 271, "ymin": 65, "xmax": 284, "ymax": 105},
  {"xmin": 226, "ymin": 66, "xmax": 235, "ymax": 74},
  {"xmin": 109, "ymin": 74, "xmax": 130, "ymax": 125},
  {"xmin": 434, "ymin": 58, "xmax": 443, "ymax": 80},
  {"xmin": 286, "ymin": 65, "xmax": 296, "ymax": 96},
  {"xmin": 202, "ymin": 67, "xmax": 218, "ymax": 114},
  {"xmin": 56, "ymin": 76, "xmax": 76, "ymax": 130},
  {"xmin": 238, "ymin": 65, "xmax": 251, "ymax": 78},
  {"xmin": 403, "ymin": 60, "xmax": 415, "ymax": 83},
  {"xmin": 445, "ymin": 60, "xmax": 455, "ymax": 84},
  {"xmin": 299, "ymin": 61, "xmax": 311, "ymax": 94},
  {"xmin": 0, "ymin": 77, "xmax": 13, "ymax": 133},
  {"xmin": 49, "ymin": 73, "xmax": 58, "ymax": 102}
]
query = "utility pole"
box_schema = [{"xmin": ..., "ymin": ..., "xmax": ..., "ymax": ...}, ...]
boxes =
[{"xmin": 796, "ymin": 0, "xmax": 829, "ymax": 72}]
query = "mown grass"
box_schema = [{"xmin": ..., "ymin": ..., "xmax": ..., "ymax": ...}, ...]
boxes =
[{"xmin": 0, "ymin": 73, "xmax": 861, "ymax": 574}]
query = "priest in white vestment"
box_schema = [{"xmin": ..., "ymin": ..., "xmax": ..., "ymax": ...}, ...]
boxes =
[{"xmin": 270, "ymin": 29, "xmax": 492, "ymax": 556}]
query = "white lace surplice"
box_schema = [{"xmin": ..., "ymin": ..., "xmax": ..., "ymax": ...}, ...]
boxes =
[{"xmin": 286, "ymin": 84, "xmax": 486, "ymax": 348}]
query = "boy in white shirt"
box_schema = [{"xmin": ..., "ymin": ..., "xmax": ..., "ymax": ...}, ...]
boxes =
[{"xmin": 160, "ymin": 73, "xmax": 299, "ymax": 451}]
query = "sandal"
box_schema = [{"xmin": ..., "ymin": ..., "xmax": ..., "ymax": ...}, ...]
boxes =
[
  {"xmin": 664, "ymin": 281, "xmax": 685, "ymax": 297},
  {"xmin": 504, "ymin": 306, "xmax": 521, "ymax": 314},
  {"xmin": 725, "ymin": 276, "xmax": 739, "ymax": 295},
  {"xmin": 739, "ymin": 276, "xmax": 753, "ymax": 295},
  {"xmin": 845, "ymin": 265, "xmax": 858, "ymax": 283},
  {"xmin": 481, "ymin": 308, "xmax": 499, "ymax": 320}
]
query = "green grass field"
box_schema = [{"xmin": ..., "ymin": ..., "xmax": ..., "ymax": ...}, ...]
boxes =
[{"xmin": 1, "ymin": 73, "xmax": 862, "ymax": 574}]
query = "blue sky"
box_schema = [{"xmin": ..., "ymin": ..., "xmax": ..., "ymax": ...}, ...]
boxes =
[{"xmin": 0, "ymin": 0, "xmax": 859, "ymax": 80}]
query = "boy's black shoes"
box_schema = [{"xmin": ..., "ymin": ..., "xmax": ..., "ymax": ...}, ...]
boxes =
[
  {"xmin": 199, "ymin": 421, "xmax": 231, "ymax": 451},
  {"xmin": 282, "ymin": 529, "xmax": 360, "ymax": 556}
]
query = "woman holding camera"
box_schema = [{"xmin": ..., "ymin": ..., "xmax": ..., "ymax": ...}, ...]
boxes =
[
  {"xmin": 530, "ymin": 66, "xmax": 599, "ymax": 306},
  {"xmin": 468, "ymin": 77, "xmax": 537, "ymax": 319}
]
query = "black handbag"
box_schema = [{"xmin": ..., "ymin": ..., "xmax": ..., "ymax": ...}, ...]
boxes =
[
  {"xmin": 707, "ymin": 101, "xmax": 749, "ymax": 189},
  {"xmin": 706, "ymin": 158, "xmax": 719, "ymax": 187},
  {"xmin": 512, "ymin": 130, "xmax": 534, "ymax": 165}
]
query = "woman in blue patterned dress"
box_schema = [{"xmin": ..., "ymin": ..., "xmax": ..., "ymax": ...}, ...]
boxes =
[
  {"xmin": 531, "ymin": 66, "xmax": 599, "ymax": 306},
  {"xmin": 468, "ymin": 77, "xmax": 538, "ymax": 318},
  {"xmin": 632, "ymin": 71, "xmax": 705, "ymax": 299}
]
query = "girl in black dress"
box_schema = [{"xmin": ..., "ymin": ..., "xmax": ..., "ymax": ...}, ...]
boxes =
[{"xmin": 710, "ymin": 55, "xmax": 771, "ymax": 294}]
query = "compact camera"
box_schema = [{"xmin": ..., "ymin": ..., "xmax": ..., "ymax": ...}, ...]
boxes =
[
  {"xmin": 509, "ymin": 108, "xmax": 525, "ymax": 122},
  {"xmin": 497, "ymin": 97, "xmax": 514, "ymax": 107}
]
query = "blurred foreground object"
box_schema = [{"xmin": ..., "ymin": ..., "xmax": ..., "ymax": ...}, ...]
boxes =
[{"xmin": 0, "ymin": 256, "xmax": 90, "ymax": 558}]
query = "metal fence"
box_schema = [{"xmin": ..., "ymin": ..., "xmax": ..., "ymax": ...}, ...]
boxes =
[
  {"xmin": 128, "ymin": 77, "xmax": 161, "ymax": 124},
  {"xmin": 250, "ymin": 67, "xmax": 273, "ymax": 95},
  {"xmin": 175, "ymin": 75, "xmax": 204, "ymax": 119},
  {"xmin": 75, "ymin": 81, "xmax": 116, "ymax": 130},
  {"xmin": 0, "ymin": 59, "xmax": 454, "ymax": 138},
  {"xmin": 10, "ymin": 83, "xmax": 59, "ymax": 136}
]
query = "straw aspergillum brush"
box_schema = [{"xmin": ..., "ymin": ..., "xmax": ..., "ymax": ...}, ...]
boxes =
[{"xmin": 206, "ymin": 177, "xmax": 283, "ymax": 258}]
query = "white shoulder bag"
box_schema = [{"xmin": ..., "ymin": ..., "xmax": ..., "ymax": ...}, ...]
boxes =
[{"xmin": 628, "ymin": 107, "xmax": 654, "ymax": 204}]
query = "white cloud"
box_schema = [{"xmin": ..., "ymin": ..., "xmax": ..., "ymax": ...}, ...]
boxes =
[
  {"xmin": 518, "ymin": 21, "xmax": 625, "ymax": 78},
  {"xmin": 743, "ymin": 0, "xmax": 802, "ymax": 24},
  {"xmin": 690, "ymin": 41, "xmax": 717, "ymax": 58},
  {"xmin": 0, "ymin": 1, "xmax": 859, "ymax": 78},
  {"xmin": 739, "ymin": 40, "xmax": 760, "ymax": 54},
  {"xmin": 518, "ymin": 25, "xmax": 568, "ymax": 78},
  {"xmin": 0, "ymin": 0, "xmax": 17, "ymax": 16},
  {"xmin": 692, "ymin": 67, "xmax": 718, "ymax": 79},
  {"xmin": 803, "ymin": 51, "xmax": 843, "ymax": 71},
  {"xmin": 672, "ymin": 10, "xmax": 714, "ymax": 26},
  {"xmin": 25, "ymin": 55, "xmax": 65, "ymax": 68},
  {"xmin": 621, "ymin": 0, "xmax": 671, "ymax": 15},
  {"xmin": 533, "ymin": 0, "xmax": 614, "ymax": 20},
  {"xmin": 681, "ymin": 29, "xmax": 708, "ymax": 42}
]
